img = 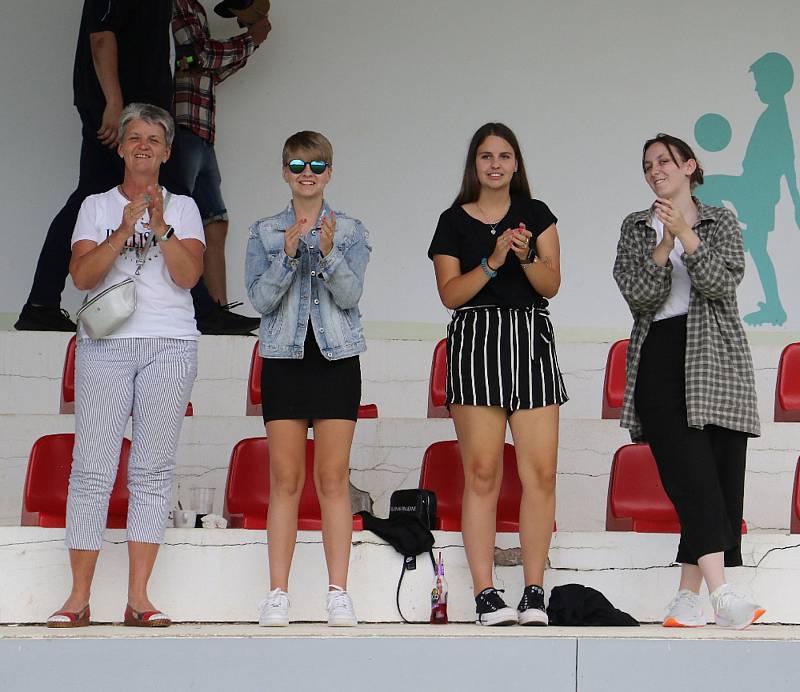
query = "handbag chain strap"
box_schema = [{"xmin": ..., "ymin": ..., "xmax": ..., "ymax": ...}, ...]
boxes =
[
  {"xmin": 395, "ymin": 550, "xmax": 437, "ymax": 624},
  {"xmin": 133, "ymin": 191, "xmax": 172, "ymax": 276}
]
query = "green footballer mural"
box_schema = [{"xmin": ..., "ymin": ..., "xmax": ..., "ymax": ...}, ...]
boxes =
[{"xmin": 694, "ymin": 52, "xmax": 800, "ymax": 327}]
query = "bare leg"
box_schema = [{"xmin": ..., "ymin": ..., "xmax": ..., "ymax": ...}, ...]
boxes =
[
  {"xmin": 678, "ymin": 563, "xmax": 704, "ymax": 593},
  {"xmin": 265, "ymin": 419, "xmax": 308, "ymax": 591},
  {"xmin": 202, "ymin": 220, "xmax": 228, "ymax": 305},
  {"xmin": 508, "ymin": 404, "xmax": 559, "ymax": 587},
  {"xmin": 58, "ymin": 549, "xmax": 100, "ymax": 612},
  {"xmin": 312, "ymin": 419, "xmax": 357, "ymax": 589},
  {"xmin": 450, "ymin": 404, "xmax": 507, "ymax": 596},
  {"xmin": 698, "ymin": 551, "xmax": 726, "ymax": 594},
  {"xmin": 127, "ymin": 541, "xmax": 161, "ymax": 611}
]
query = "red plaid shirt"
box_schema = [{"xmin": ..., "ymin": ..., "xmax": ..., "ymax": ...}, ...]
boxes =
[{"xmin": 172, "ymin": 0, "xmax": 256, "ymax": 143}]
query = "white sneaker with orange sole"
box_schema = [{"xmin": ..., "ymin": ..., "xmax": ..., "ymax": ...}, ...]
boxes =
[
  {"xmin": 663, "ymin": 589, "xmax": 706, "ymax": 627},
  {"xmin": 711, "ymin": 584, "xmax": 765, "ymax": 630}
]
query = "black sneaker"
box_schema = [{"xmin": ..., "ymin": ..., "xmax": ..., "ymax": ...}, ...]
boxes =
[
  {"xmin": 219, "ymin": 301, "xmax": 260, "ymax": 331},
  {"xmin": 14, "ymin": 304, "xmax": 76, "ymax": 332},
  {"xmin": 196, "ymin": 302, "xmax": 257, "ymax": 336},
  {"xmin": 517, "ymin": 584, "xmax": 548, "ymax": 626},
  {"xmin": 475, "ymin": 587, "xmax": 518, "ymax": 626}
]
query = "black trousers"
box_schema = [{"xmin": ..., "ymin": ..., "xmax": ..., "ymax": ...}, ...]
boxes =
[
  {"xmin": 27, "ymin": 110, "xmax": 123, "ymax": 307},
  {"xmin": 26, "ymin": 109, "xmax": 216, "ymax": 316},
  {"xmin": 634, "ymin": 314, "xmax": 747, "ymax": 567}
]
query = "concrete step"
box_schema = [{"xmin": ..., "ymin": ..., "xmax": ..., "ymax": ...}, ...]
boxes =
[{"xmin": 2, "ymin": 527, "xmax": 798, "ymax": 625}]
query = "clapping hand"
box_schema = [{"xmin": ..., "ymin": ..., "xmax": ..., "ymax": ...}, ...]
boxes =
[
  {"xmin": 120, "ymin": 194, "xmax": 149, "ymax": 237},
  {"xmin": 146, "ymin": 185, "xmax": 166, "ymax": 234},
  {"xmin": 654, "ymin": 198, "xmax": 689, "ymax": 240},
  {"xmin": 284, "ymin": 217, "xmax": 308, "ymax": 258},
  {"xmin": 320, "ymin": 212, "xmax": 336, "ymax": 256},
  {"xmin": 510, "ymin": 223, "xmax": 533, "ymax": 262},
  {"xmin": 488, "ymin": 228, "xmax": 516, "ymax": 270}
]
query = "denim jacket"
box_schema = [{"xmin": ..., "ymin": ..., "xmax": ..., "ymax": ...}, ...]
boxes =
[{"xmin": 245, "ymin": 200, "xmax": 371, "ymax": 359}]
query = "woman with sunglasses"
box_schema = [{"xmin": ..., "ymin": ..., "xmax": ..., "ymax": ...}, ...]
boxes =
[
  {"xmin": 614, "ymin": 133, "xmax": 763, "ymax": 629},
  {"xmin": 428, "ymin": 123, "xmax": 567, "ymax": 626},
  {"xmin": 246, "ymin": 131, "xmax": 371, "ymax": 627}
]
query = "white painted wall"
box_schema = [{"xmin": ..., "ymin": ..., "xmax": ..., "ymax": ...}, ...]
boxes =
[{"xmin": 2, "ymin": 0, "xmax": 800, "ymax": 330}]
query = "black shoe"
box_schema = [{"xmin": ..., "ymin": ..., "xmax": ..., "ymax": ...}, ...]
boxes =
[
  {"xmin": 219, "ymin": 301, "xmax": 260, "ymax": 331},
  {"xmin": 475, "ymin": 588, "xmax": 518, "ymax": 626},
  {"xmin": 14, "ymin": 304, "xmax": 76, "ymax": 332},
  {"xmin": 196, "ymin": 302, "xmax": 257, "ymax": 336},
  {"xmin": 517, "ymin": 584, "xmax": 548, "ymax": 626}
]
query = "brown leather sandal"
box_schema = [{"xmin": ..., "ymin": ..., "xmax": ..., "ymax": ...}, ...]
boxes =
[
  {"xmin": 123, "ymin": 604, "xmax": 172, "ymax": 627},
  {"xmin": 46, "ymin": 604, "xmax": 90, "ymax": 628}
]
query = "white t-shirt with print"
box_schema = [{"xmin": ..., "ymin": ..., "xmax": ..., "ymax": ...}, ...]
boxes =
[
  {"xmin": 72, "ymin": 187, "xmax": 205, "ymax": 340},
  {"xmin": 652, "ymin": 214, "xmax": 691, "ymax": 322}
]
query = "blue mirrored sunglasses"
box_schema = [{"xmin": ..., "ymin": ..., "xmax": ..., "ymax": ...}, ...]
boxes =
[{"xmin": 286, "ymin": 159, "xmax": 328, "ymax": 174}]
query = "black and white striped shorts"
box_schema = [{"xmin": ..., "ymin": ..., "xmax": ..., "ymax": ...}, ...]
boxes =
[{"xmin": 446, "ymin": 306, "xmax": 568, "ymax": 412}]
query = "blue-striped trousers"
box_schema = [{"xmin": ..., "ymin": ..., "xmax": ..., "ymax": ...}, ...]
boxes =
[{"xmin": 66, "ymin": 338, "xmax": 197, "ymax": 550}]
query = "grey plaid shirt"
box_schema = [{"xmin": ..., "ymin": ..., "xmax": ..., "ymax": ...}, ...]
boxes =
[{"xmin": 613, "ymin": 200, "xmax": 760, "ymax": 443}]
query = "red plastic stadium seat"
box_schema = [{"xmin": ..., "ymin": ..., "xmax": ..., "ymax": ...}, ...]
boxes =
[
  {"xmin": 246, "ymin": 341, "xmax": 262, "ymax": 416},
  {"xmin": 427, "ymin": 338, "xmax": 450, "ymax": 418},
  {"xmin": 419, "ymin": 440, "xmax": 536, "ymax": 532},
  {"xmin": 223, "ymin": 436, "xmax": 364, "ymax": 531},
  {"xmin": 21, "ymin": 433, "xmax": 131, "ymax": 528},
  {"xmin": 775, "ymin": 342, "xmax": 800, "ymax": 422},
  {"xmin": 246, "ymin": 340, "xmax": 378, "ymax": 418},
  {"xmin": 60, "ymin": 335, "xmax": 193, "ymax": 416},
  {"xmin": 601, "ymin": 339, "xmax": 629, "ymax": 419},
  {"xmin": 606, "ymin": 443, "xmax": 747, "ymax": 533},
  {"xmin": 59, "ymin": 336, "xmax": 77, "ymax": 414},
  {"xmin": 791, "ymin": 458, "xmax": 800, "ymax": 534}
]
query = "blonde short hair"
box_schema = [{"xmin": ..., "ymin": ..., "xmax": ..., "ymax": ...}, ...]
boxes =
[{"xmin": 282, "ymin": 131, "xmax": 333, "ymax": 166}]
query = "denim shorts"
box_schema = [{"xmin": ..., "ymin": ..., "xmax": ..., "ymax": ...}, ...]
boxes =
[{"xmin": 174, "ymin": 127, "xmax": 228, "ymax": 224}]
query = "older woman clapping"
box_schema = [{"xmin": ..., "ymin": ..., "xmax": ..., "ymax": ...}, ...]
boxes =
[{"xmin": 47, "ymin": 103, "xmax": 205, "ymax": 628}]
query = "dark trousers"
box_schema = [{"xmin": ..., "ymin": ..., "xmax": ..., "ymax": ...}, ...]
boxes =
[
  {"xmin": 634, "ymin": 314, "xmax": 747, "ymax": 567},
  {"xmin": 27, "ymin": 109, "xmax": 216, "ymax": 316},
  {"xmin": 27, "ymin": 110, "xmax": 123, "ymax": 307}
]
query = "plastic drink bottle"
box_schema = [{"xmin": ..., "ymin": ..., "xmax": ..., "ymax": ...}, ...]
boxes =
[{"xmin": 430, "ymin": 551, "xmax": 448, "ymax": 624}]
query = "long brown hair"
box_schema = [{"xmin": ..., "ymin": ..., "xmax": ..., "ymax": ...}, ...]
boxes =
[{"xmin": 454, "ymin": 123, "xmax": 532, "ymax": 205}]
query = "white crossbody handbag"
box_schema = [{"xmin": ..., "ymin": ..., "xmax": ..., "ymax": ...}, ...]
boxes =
[{"xmin": 77, "ymin": 193, "xmax": 171, "ymax": 339}]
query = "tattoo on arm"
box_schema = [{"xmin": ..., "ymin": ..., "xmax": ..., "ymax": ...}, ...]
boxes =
[{"xmin": 539, "ymin": 255, "xmax": 553, "ymax": 270}]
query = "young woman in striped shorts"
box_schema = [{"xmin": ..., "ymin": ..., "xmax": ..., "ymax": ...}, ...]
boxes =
[{"xmin": 428, "ymin": 123, "xmax": 567, "ymax": 626}]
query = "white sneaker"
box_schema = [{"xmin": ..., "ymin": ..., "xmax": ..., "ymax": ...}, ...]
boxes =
[
  {"xmin": 258, "ymin": 588, "xmax": 290, "ymax": 627},
  {"xmin": 326, "ymin": 585, "xmax": 357, "ymax": 627},
  {"xmin": 710, "ymin": 584, "xmax": 765, "ymax": 630},
  {"xmin": 662, "ymin": 589, "xmax": 706, "ymax": 627}
]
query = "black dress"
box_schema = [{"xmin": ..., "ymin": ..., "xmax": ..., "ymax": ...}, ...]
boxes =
[{"xmin": 260, "ymin": 322, "xmax": 361, "ymax": 424}]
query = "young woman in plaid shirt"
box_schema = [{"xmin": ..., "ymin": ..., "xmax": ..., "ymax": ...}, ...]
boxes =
[{"xmin": 614, "ymin": 134, "xmax": 764, "ymax": 630}]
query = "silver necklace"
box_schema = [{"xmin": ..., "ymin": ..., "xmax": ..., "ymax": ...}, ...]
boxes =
[
  {"xmin": 118, "ymin": 185, "xmax": 155, "ymax": 204},
  {"xmin": 476, "ymin": 201, "xmax": 510, "ymax": 235}
]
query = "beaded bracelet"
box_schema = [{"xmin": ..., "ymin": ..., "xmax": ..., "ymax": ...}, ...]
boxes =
[{"xmin": 480, "ymin": 257, "xmax": 497, "ymax": 278}]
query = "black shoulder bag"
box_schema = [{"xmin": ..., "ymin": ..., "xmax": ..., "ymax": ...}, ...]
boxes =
[{"xmin": 358, "ymin": 489, "xmax": 438, "ymax": 623}]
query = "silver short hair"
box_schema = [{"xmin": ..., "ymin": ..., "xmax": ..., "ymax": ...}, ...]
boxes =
[{"xmin": 118, "ymin": 103, "xmax": 175, "ymax": 147}]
